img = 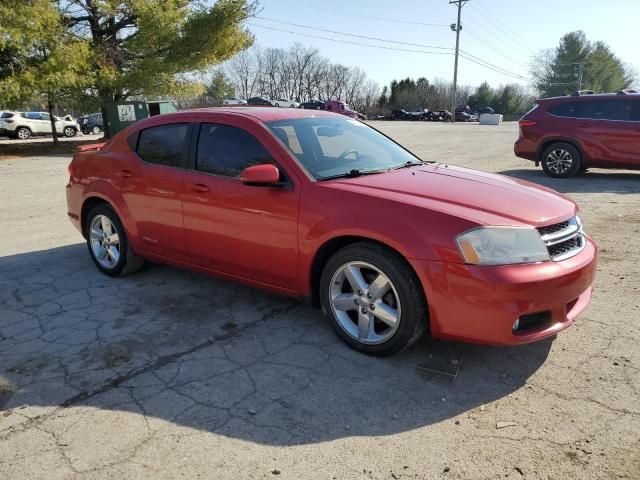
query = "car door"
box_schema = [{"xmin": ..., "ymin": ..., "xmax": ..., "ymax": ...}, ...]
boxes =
[
  {"xmin": 580, "ymin": 99, "xmax": 637, "ymax": 167},
  {"xmin": 39, "ymin": 113, "xmax": 54, "ymax": 134},
  {"xmin": 181, "ymin": 119, "xmax": 301, "ymax": 290},
  {"xmin": 113, "ymin": 122, "xmax": 192, "ymax": 261}
]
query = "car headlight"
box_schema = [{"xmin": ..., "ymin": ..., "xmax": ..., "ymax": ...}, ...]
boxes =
[{"xmin": 456, "ymin": 226, "xmax": 550, "ymax": 265}]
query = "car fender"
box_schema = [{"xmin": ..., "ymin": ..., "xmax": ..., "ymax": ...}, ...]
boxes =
[
  {"xmin": 537, "ymin": 135, "xmax": 590, "ymax": 164},
  {"xmin": 298, "ymin": 210, "xmax": 447, "ymax": 296},
  {"xmin": 82, "ymin": 180, "xmax": 140, "ymax": 247}
]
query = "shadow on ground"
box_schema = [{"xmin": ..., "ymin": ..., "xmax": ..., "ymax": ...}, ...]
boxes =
[
  {"xmin": 0, "ymin": 244, "xmax": 552, "ymax": 446},
  {"xmin": 500, "ymin": 168, "xmax": 640, "ymax": 195}
]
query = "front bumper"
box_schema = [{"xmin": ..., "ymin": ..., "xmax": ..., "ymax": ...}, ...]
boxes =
[{"xmin": 410, "ymin": 237, "xmax": 597, "ymax": 345}]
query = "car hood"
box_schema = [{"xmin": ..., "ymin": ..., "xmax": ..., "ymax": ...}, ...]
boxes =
[{"xmin": 325, "ymin": 164, "xmax": 577, "ymax": 227}]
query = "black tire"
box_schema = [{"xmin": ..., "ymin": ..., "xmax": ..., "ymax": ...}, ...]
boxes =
[
  {"xmin": 319, "ymin": 242, "xmax": 427, "ymax": 356},
  {"xmin": 64, "ymin": 127, "xmax": 77, "ymax": 137},
  {"xmin": 15, "ymin": 127, "xmax": 31, "ymax": 140},
  {"xmin": 91, "ymin": 126, "xmax": 102, "ymax": 134},
  {"xmin": 541, "ymin": 143, "xmax": 581, "ymax": 178},
  {"xmin": 85, "ymin": 204, "xmax": 144, "ymax": 277}
]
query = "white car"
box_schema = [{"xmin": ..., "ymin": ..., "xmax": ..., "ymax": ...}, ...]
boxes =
[
  {"xmin": 274, "ymin": 98, "xmax": 300, "ymax": 108},
  {"xmin": 0, "ymin": 111, "xmax": 80, "ymax": 140},
  {"xmin": 223, "ymin": 97, "xmax": 247, "ymax": 106}
]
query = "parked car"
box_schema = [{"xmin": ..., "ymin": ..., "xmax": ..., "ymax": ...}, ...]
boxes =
[
  {"xmin": 247, "ymin": 96, "xmax": 274, "ymax": 106},
  {"xmin": 66, "ymin": 108, "xmax": 597, "ymax": 356},
  {"xmin": 428, "ymin": 110, "xmax": 451, "ymax": 122},
  {"xmin": 223, "ymin": 97, "xmax": 247, "ymax": 106},
  {"xmin": 514, "ymin": 90, "xmax": 640, "ymax": 178},
  {"xmin": 0, "ymin": 111, "xmax": 79, "ymax": 139},
  {"xmin": 274, "ymin": 98, "xmax": 300, "ymax": 108},
  {"xmin": 78, "ymin": 113, "xmax": 104, "ymax": 135},
  {"xmin": 324, "ymin": 100, "xmax": 365, "ymax": 120},
  {"xmin": 476, "ymin": 106, "xmax": 495, "ymax": 115},
  {"xmin": 455, "ymin": 111, "xmax": 473, "ymax": 122},
  {"xmin": 301, "ymin": 99, "xmax": 325, "ymax": 110},
  {"xmin": 408, "ymin": 109, "xmax": 430, "ymax": 121},
  {"xmin": 391, "ymin": 109, "xmax": 412, "ymax": 121}
]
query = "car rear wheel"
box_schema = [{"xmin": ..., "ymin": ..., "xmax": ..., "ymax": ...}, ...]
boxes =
[
  {"xmin": 64, "ymin": 127, "xmax": 76, "ymax": 137},
  {"xmin": 541, "ymin": 143, "xmax": 581, "ymax": 178},
  {"xmin": 320, "ymin": 242, "xmax": 427, "ymax": 356},
  {"xmin": 15, "ymin": 127, "xmax": 31, "ymax": 140},
  {"xmin": 91, "ymin": 126, "xmax": 102, "ymax": 134},
  {"xmin": 85, "ymin": 204, "xmax": 144, "ymax": 277}
]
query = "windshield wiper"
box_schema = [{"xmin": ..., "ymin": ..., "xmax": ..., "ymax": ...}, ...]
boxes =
[
  {"xmin": 317, "ymin": 168, "xmax": 387, "ymax": 181},
  {"xmin": 390, "ymin": 160, "xmax": 426, "ymax": 170}
]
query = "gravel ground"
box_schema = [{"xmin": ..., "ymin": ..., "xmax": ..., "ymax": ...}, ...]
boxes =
[{"xmin": 0, "ymin": 122, "xmax": 638, "ymax": 480}]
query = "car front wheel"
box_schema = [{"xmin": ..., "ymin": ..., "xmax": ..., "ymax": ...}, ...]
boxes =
[
  {"xmin": 320, "ymin": 242, "xmax": 427, "ymax": 356},
  {"xmin": 541, "ymin": 143, "xmax": 581, "ymax": 178},
  {"xmin": 64, "ymin": 127, "xmax": 76, "ymax": 137},
  {"xmin": 85, "ymin": 204, "xmax": 144, "ymax": 277},
  {"xmin": 91, "ymin": 126, "xmax": 102, "ymax": 134}
]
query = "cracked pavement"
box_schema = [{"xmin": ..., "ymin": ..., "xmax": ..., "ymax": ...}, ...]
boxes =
[{"xmin": 1, "ymin": 122, "xmax": 639, "ymax": 479}]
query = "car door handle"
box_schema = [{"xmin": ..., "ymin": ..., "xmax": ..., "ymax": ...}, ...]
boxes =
[
  {"xmin": 116, "ymin": 169, "xmax": 134, "ymax": 178},
  {"xmin": 190, "ymin": 183, "xmax": 211, "ymax": 193}
]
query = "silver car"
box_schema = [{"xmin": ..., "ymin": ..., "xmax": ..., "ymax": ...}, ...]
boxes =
[{"xmin": 0, "ymin": 111, "xmax": 80, "ymax": 140}]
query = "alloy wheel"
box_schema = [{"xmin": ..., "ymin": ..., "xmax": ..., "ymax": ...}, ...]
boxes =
[
  {"xmin": 89, "ymin": 215, "xmax": 121, "ymax": 269},
  {"xmin": 329, "ymin": 261, "xmax": 401, "ymax": 345},
  {"xmin": 91, "ymin": 126, "xmax": 101, "ymax": 134},
  {"xmin": 546, "ymin": 149, "xmax": 573, "ymax": 174},
  {"xmin": 17, "ymin": 128, "xmax": 30, "ymax": 139},
  {"xmin": 64, "ymin": 127, "xmax": 75, "ymax": 137}
]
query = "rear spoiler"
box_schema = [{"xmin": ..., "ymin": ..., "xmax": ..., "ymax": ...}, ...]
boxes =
[{"xmin": 76, "ymin": 142, "xmax": 106, "ymax": 152}]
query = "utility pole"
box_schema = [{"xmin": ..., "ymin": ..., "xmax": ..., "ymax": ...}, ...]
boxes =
[
  {"xmin": 575, "ymin": 62, "xmax": 585, "ymax": 90},
  {"xmin": 450, "ymin": 0, "xmax": 468, "ymax": 123}
]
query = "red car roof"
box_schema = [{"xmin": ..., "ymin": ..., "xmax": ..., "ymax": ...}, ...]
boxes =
[{"xmin": 179, "ymin": 106, "xmax": 336, "ymax": 122}]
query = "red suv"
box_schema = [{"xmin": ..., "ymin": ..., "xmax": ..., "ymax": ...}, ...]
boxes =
[
  {"xmin": 67, "ymin": 108, "xmax": 597, "ymax": 355},
  {"xmin": 515, "ymin": 90, "xmax": 640, "ymax": 177}
]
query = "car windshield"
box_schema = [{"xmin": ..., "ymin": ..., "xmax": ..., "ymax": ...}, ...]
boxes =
[{"xmin": 266, "ymin": 117, "xmax": 424, "ymax": 180}]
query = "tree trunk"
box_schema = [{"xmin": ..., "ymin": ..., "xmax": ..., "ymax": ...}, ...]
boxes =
[
  {"xmin": 99, "ymin": 89, "xmax": 113, "ymax": 139},
  {"xmin": 47, "ymin": 92, "xmax": 59, "ymax": 146}
]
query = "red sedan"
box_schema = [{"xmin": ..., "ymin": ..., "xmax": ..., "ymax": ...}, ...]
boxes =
[{"xmin": 66, "ymin": 108, "xmax": 597, "ymax": 355}]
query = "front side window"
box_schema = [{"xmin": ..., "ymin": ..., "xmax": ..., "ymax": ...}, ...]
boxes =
[
  {"xmin": 196, "ymin": 123, "xmax": 274, "ymax": 177},
  {"xmin": 136, "ymin": 123, "xmax": 189, "ymax": 168},
  {"xmin": 266, "ymin": 117, "xmax": 422, "ymax": 180}
]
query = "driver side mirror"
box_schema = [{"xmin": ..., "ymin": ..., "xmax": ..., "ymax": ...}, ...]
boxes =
[{"xmin": 240, "ymin": 164, "xmax": 282, "ymax": 186}]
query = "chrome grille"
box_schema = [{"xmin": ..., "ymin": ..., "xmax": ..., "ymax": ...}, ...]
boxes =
[{"xmin": 537, "ymin": 216, "xmax": 585, "ymax": 261}]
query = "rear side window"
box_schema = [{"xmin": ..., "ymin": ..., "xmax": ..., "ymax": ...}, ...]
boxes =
[
  {"xmin": 1, "ymin": 112, "xmax": 14, "ymax": 119},
  {"xmin": 137, "ymin": 123, "xmax": 189, "ymax": 168},
  {"xmin": 196, "ymin": 123, "xmax": 274, "ymax": 177},
  {"xmin": 584, "ymin": 100, "xmax": 633, "ymax": 121},
  {"xmin": 632, "ymin": 100, "xmax": 640, "ymax": 121},
  {"xmin": 548, "ymin": 102, "xmax": 584, "ymax": 118}
]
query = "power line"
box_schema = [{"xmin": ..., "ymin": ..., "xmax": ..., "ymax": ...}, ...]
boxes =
[
  {"xmin": 247, "ymin": 23, "xmax": 455, "ymax": 56},
  {"xmin": 469, "ymin": 1, "xmax": 536, "ymax": 53},
  {"xmin": 459, "ymin": 52, "xmax": 530, "ymax": 81},
  {"xmin": 288, "ymin": 0, "xmax": 449, "ymax": 27},
  {"xmin": 462, "ymin": 25, "xmax": 530, "ymax": 68},
  {"xmin": 254, "ymin": 16, "xmax": 455, "ymax": 51},
  {"xmin": 248, "ymin": 22, "xmax": 530, "ymax": 81}
]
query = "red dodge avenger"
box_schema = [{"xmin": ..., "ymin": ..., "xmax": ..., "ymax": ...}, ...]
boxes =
[{"xmin": 66, "ymin": 108, "xmax": 597, "ymax": 355}]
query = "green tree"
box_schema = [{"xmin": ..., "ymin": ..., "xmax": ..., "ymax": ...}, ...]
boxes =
[
  {"xmin": 205, "ymin": 71, "xmax": 236, "ymax": 105},
  {"xmin": 0, "ymin": 0, "xmax": 92, "ymax": 144},
  {"xmin": 59, "ymin": 0, "xmax": 256, "ymax": 135},
  {"xmin": 468, "ymin": 81, "xmax": 495, "ymax": 109},
  {"xmin": 532, "ymin": 31, "xmax": 633, "ymax": 97}
]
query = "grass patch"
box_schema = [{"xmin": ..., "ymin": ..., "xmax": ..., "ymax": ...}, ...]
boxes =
[{"xmin": 0, "ymin": 138, "xmax": 104, "ymax": 160}]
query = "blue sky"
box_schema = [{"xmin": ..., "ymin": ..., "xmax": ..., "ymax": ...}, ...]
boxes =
[{"xmin": 247, "ymin": 0, "xmax": 639, "ymax": 90}]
